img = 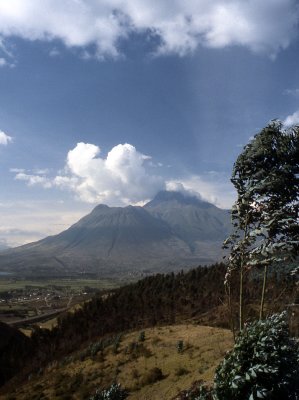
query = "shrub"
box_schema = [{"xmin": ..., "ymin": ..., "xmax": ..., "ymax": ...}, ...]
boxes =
[
  {"xmin": 138, "ymin": 331, "xmax": 145, "ymax": 342},
  {"xmin": 175, "ymin": 366, "xmax": 189, "ymax": 377},
  {"xmin": 214, "ymin": 312, "xmax": 299, "ymax": 400},
  {"xmin": 140, "ymin": 367, "xmax": 164, "ymax": 386},
  {"xmin": 177, "ymin": 340, "xmax": 184, "ymax": 353},
  {"xmin": 89, "ymin": 383, "xmax": 128, "ymax": 400},
  {"xmin": 124, "ymin": 341, "xmax": 152, "ymax": 358},
  {"xmin": 174, "ymin": 382, "xmax": 212, "ymax": 400}
]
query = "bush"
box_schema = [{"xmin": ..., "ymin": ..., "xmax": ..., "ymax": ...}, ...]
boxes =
[
  {"xmin": 89, "ymin": 383, "xmax": 128, "ymax": 400},
  {"xmin": 138, "ymin": 331, "xmax": 145, "ymax": 342},
  {"xmin": 214, "ymin": 312, "xmax": 299, "ymax": 400},
  {"xmin": 177, "ymin": 340, "xmax": 184, "ymax": 353},
  {"xmin": 140, "ymin": 367, "xmax": 164, "ymax": 386},
  {"xmin": 174, "ymin": 381, "xmax": 212, "ymax": 400},
  {"xmin": 175, "ymin": 366, "xmax": 189, "ymax": 377}
]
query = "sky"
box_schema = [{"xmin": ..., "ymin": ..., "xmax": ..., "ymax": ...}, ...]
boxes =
[{"xmin": 0, "ymin": 0, "xmax": 299, "ymax": 247}]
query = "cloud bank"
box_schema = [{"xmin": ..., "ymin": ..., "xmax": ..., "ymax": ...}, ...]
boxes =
[{"xmin": 0, "ymin": 0, "xmax": 298, "ymax": 61}]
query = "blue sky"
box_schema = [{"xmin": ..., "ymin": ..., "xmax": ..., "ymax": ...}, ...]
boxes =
[{"xmin": 0, "ymin": 0, "xmax": 299, "ymax": 246}]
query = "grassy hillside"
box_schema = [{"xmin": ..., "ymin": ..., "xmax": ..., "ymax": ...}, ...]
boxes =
[
  {"xmin": 0, "ymin": 263, "xmax": 296, "ymax": 398},
  {"xmin": 0, "ymin": 324, "xmax": 233, "ymax": 400}
]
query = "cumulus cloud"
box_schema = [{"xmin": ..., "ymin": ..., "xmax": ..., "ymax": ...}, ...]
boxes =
[
  {"xmin": 13, "ymin": 141, "xmax": 236, "ymax": 209},
  {"xmin": 0, "ymin": 130, "xmax": 12, "ymax": 145},
  {"xmin": 0, "ymin": 0, "xmax": 297, "ymax": 60},
  {"xmin": 14, "ymin": 142, "xmax": 165, "ymax": 206},
  {"xmin": 283, "ymin": 110, "xmax": 299, "ymax": 127}
]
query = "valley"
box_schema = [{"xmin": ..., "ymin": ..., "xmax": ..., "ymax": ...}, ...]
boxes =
[{"xmin": 0, "ymin": 276, "xmax": 127, "ymax": 330}]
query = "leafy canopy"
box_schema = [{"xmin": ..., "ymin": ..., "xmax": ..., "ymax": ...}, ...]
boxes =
[
  {"xmin": 224, "ymin": 121, "xmax": 299, "ymax": 279},
  {"xmin": 214, "ymin": 312, "xmax": 299, "ymax": 400}
]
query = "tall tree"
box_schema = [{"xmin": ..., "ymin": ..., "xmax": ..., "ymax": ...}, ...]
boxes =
[{"xmin": 224, "ymin": 121, "xmax": 299, "ymax": 329}]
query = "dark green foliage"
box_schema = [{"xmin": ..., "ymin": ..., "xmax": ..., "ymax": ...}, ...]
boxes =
[
  {"xmin": 89, "ymin": 383, "xmax": 128, "ymax": 400},
  {"xmin": 224, "ymin": 121, "xmax": 299, "ymax": 325},
  {"xmin": 230, "ymin": 122, "xmax": 299, "ymax": 268},
  {"xmin": 174, "ymin": 381, "xmax": 212, "ymax": 399},
  {"xmin": 214, "ymin": 312, "xmax": 299, "ymax": 400}
]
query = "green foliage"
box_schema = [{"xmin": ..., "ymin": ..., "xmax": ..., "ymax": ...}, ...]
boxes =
[
  {"xmin": 224, "ymin": 121, "xmax": 299, "ymax": 325},
  {"xmin": 89, "ymin": 383, "xmax": 128, "ymax": 400},
  {"xmin": 214, "ymin": 312, "xmax": 299, "ymax": 400},
  {"xmin": 175, "ymin": 382, "xmax": 213, "ymax": 399}
]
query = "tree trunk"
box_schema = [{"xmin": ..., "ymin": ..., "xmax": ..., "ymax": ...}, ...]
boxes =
[
  {"xmin": 239, "ymin": 266, "xmax": 244, "ymax": 331},
  {"xmin": 227, "ymin": 282, "xmax": 236, "ymax": 342},
  {"xmin": 260, "ymin": 264, "xmax": 268, "ymax": 320}
]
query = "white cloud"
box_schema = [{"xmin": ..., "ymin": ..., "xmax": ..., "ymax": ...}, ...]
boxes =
[
  {"xmin": 10, "ymin": 168, "xmax": 25, "ymax": 173},
  {"xmin": 0, "ymin": 0, "xmax": 297, "ymax": 59},
  {"xmin": 283, "ymin": 110, "xmax": 299, "ymax": 127},
  {"xmin": 49, "ymin": 47, "xmax": 60, "ymax": 57},
  {"xmin": 13, "ymin": 142, "xmax": 236, "ymax": 209},
  {"xmin": 0, "ymin": 130, "xmax": 12, "ymax": 145},
  {"xmin": 0, "ymin": 36, "xmax": 15, "ymax": 66},
  {"xmin": 167, "ymin": 174, "xmax": 236, "ymax": 209},
  {"xmin": 14, "ymin": 142, "xmax": 165, "ymax": 206},
  {"xmin": 284, "ymin": 88, "xmax": 299, "ymax": 97},
  {"xmin": 0, "ymin": 57, "xmax": 7, "ymax": 66},
  {"xmin": 15, "ymin": 172, "xmax": 53, "ymax": 188}
]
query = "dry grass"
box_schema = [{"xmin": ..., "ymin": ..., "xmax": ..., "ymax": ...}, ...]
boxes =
[{"xmin": 1, "ymin": 324, "xmax": 233, "ymax": 400}]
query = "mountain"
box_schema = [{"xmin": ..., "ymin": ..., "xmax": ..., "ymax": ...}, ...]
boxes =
[
  {"xmin": 0, "ymin": 191, "xmax": 231, "ymax": 277},
  {"xmin": 0, "ymin": 242, "xmax": 9, "ymax": 251},
  {"xmin": 145, "ymin": 190, "xmax": 231, "ymax": 245}
]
